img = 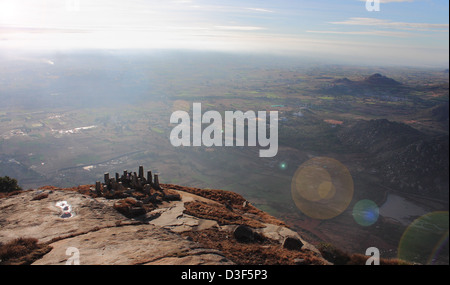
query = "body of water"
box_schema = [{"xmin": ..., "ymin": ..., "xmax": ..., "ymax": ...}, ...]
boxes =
[{"xmin": 379, "ymin": 193, "xmax": 429, "ymax": 226}]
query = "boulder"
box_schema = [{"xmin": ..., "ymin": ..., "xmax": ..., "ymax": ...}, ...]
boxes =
[
  {"xmin": 282, "ymin": 236, "xmax": 304, "ymax": 251},
  {"xmin": 233, "ymin": 225, "xmax": 257, "ymax": 243}
]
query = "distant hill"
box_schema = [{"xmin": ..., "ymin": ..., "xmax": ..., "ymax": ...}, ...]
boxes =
[
  {"xmin": 338, "ymin": 119, "xmax": 422, "ymax": 153},
  {"xmin": 326, "ymin": 73, "xmax": 405, "ymax": 97},
  {"xmin": 333, "ymin": 77, "xmax": 353, "ymax": 84},
  {"xmin": 332, "ymin": 73, "xmax": 402, "ymax": 87},
  {"xmin": 338, "ymin": 119, "xmax": 449, "ymax": 199},
  {"xmin": 363, "ymin": 73, "xmax": 402, "ymax": 86},
  {"xmin": 431, "ymin": 102, "xmax": 450, "ymax": 122}
]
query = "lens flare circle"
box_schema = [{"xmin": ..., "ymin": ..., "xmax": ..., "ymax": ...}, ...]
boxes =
[
  {"xmin": 398, "ymin": 211, "xmax": 449, "ymax": 264},
  {"xmin": 352, "ymin": 199, "xmax": 379, "ymax": 226},
  {"xmin": 291, "ymin": 157, "xmax": 354, "ymax": 220},
  {"xmin": 279, "ymin": 162, "xmax": 288, "ymax": 170}
]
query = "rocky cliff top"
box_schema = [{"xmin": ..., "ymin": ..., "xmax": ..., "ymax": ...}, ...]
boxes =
[{"xmin": 0, "ymin": 182, "xmax": 330, "ymax": 265}]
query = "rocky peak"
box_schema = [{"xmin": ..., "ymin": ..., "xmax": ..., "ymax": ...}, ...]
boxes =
[
  {"xmin": 0, "ymin": 166, "xmax": 330, "ymax": 265},
  {"xmin": 364, "ymin": 73, "xmax": 401, "ymax": 86}
]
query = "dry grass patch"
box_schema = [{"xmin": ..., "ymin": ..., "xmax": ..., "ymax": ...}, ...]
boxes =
[
  {"xmin": 181, "ymin": 229, "xmax": 327, "ymax": 265},
  {"xmin": 184, "ymin": 201, "xmax": 265, "ymax": 228},
  {"xmin": 31, "ymin": 192, "xmax": 49, "ymax": 201},
  {"xmin": 318, "ymin": 242, "xmax": 411, "ymax": 265},
  {"xmin": 164, "ymin": 184, "xmax": 286, "ymax": 227},
  {"xmin": 0, "ymin": 237, "xmax": 52, "ymax": 265}
]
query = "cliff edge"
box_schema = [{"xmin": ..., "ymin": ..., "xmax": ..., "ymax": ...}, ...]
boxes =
[{"xmin": 0, "ymin": 168, "xmax": 330, "ymax": 265}]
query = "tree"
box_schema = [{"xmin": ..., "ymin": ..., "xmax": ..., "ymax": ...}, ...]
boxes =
[{"xmin": 0, "ymin": 176, "xmax": 22, "ymax": 193}]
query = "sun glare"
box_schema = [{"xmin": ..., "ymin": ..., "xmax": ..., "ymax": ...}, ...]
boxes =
[{"xmin": 0, "ymin": 1, "xmax": 22, "ymax": 25}]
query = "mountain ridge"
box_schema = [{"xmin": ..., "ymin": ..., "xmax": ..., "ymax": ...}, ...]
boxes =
[
  {"xmin": 325, "ymin": 73, "xmax": 406, "ymax": 98},
  {"xmin": 338, "ymin": 119, "xmax": 449, "ymax": 199}
]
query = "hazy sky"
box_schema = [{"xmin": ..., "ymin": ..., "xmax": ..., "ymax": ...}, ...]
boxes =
[{"xmin": 0, "ymin": 0, "xmax": 448, "ymax": 66}]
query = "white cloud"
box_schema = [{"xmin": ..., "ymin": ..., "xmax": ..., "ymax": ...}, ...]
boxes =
[
  {"xmin": 214, "ymin": 26, "xmax": 267, "ymax": 31},
  {"xmin": 330, "ymin": 17, "xmax": 449, "ymax": 32},
  {"xmin": 307, "ymin": 30, "xmax": 412, "ymax": 37},
  {"xmin": 246, "ymin": 8, "xmax": 274, "ymax": 13}
]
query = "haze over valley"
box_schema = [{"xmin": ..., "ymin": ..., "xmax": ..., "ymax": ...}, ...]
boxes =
[
  {"xmin": 0, "ymin": 50, "xmax": 448, "ymax": 264},
  {"xmin": 0, "ymin": 0, "xmax": 448, "ymax": 266}
]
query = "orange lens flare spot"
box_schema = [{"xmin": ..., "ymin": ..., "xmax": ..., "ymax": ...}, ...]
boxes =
[{"xmin": 291, "ymin": 157, "xmax": 354, "ymax": 220}]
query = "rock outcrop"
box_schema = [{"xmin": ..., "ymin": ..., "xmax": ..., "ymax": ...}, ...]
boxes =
[{"xmin": 0, "ymin": 180, "xmax": 329, "ymax": 265}]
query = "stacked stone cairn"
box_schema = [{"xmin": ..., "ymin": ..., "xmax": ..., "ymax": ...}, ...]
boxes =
[
  {"xmin": 95, "ymin": 165, "xmax": 162, "ymax": 197},
  {"xmin": 94, "ymin": 166, "xmax": 178, "ymax": 218}
]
